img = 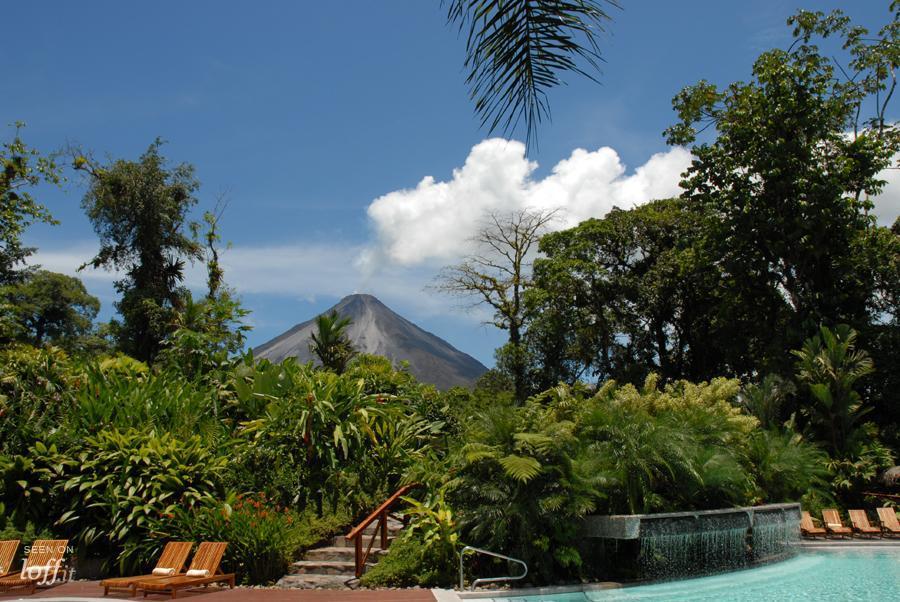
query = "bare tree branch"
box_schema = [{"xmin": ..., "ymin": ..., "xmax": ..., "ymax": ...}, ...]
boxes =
[{"xmin": 433, "ymin": 208, "xmax": 558, "ymax": 400}]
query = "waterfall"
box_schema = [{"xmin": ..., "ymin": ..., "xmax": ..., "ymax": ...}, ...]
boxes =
[
  {"xmin": 638, "ymin": 520, "xmax": 699, "ymax": 580},
  {"xmin": 586, "ymin": 503, "xmax": 802, "ymax": 582},
  {"xmin": 698, "ymin": 513, "xmax": 749, "ymax": 572},
  {"xmin": 752, "ymin": 509, "xmax": 800, "ymax": 563},
  {"xmin": 638, "ymin": 513, "xmax": 751, "ymax": 580}
]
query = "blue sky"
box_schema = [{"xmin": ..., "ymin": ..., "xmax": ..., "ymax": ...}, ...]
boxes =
[{"xmin": 3, "ymin": 1, "xmax": 898, "ymax": 366}]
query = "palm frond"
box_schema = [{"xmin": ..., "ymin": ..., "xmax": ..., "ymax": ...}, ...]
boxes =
[
  {"xmin": 499, "ymin": 453, "xmax": 542, "ymax": 482},
  {"xmin": 447, "ymin": 0, "xmax": 619, "ymax": 147}
]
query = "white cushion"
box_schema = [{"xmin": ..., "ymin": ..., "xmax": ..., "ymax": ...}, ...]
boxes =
[
  {"xmin": 186, "ymin": 569, "xmax": 209, "ymax": 578},
  {"xmin": 152, "ymin": 567, "xmax": 176, "ymax": 576}
]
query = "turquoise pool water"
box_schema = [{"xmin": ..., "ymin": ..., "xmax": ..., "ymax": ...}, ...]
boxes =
[{"xmin": 488, "ymin": 550, "xmax": 900, "ymax": 601}]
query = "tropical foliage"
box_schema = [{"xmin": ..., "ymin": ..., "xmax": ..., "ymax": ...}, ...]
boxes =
[
  {"xmin": 0, "ymin": 2, "xmax": 897, "ymax": 590},
  {"xmin": 444, "ymin": 376, "xmax": 824, "ymax": 581},
  {"xmin": 308, "ymin": 310, "xmax": 356, "ymax": 374}
]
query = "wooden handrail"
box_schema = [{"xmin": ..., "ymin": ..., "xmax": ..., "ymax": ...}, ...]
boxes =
[
  {"xmin": 345, "ymin": 483, "xmax": 416, "ymax": 540},
  {"xmin": 345, "ymin": 483, "xmax": 418, "ymax": 578}
]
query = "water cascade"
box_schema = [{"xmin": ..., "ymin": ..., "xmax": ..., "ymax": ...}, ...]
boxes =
[
  {"xmin": 752, "ymin": 507, "xmax": 801, "ymax": 563},
  {"xmin": 698, "ymin": 512, "xmax": 750, "ymax": 572},
  {"xmin": 637, "ymin": 512, "xmax": 751, "ymax": 579},
  {"xmin": 638, "ymin": 516, "xmax": 701, "ymax": 580},
  {"xmin": 583, "ymin": 503, "xmax": 800, "ymax": 581}
]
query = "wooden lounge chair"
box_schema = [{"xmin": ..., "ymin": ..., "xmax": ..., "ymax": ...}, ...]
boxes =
[
  {"xmin": 100, "ymin": 541, "xmax": 193, "ymax": 597},
  {"xmin": 136, "ymin": 542, "xmax": 234, "ymax": 599},
  {"xmin": 0, "ymin": 540, "xmax": 20, "ymax": 578},
  {"xmin": 822, "ymin": 509, "xmax": 853, "ymax": 538},
  {"xmin": 0, "ymin": 539, "xmax": 69, "ymax": 595},
  {"xmin": 848, "ymin": 510, "xmax": 881, "ymax": 538},
  {"xmin": 876, "ymin": 507, "xmax": 900, "ymax": 537},
  {"xmin": 800, "ymin": 511, "xmax": 827, "ymax": 538}
]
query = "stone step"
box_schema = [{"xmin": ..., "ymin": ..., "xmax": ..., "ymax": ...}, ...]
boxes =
[
  {"xmin": 362, "ymin": 521, "xmax": 404, "ymax": 535},
  {"xmin": 331, "ymin": 534, "xmax": 397, "ymax": 548},
  {"xmin": 276, "ymin": 573, "xmax": 355, "ymax": 590},
  {"xmin": 288, "ymin": 560, "xmax": 362, "ymax": 576},
  {"xmin": 304, "ymin": 546, "xmax": 389, "ymax": 562}
]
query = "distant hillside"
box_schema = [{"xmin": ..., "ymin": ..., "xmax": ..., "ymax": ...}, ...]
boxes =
[{"xmin": 253, "ymin": 294, "xmax": 487, "ymax": 389}]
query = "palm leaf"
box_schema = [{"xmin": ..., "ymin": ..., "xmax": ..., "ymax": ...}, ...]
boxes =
[
  {"xmin": 499, "ymin": 453, "xmax": 542, "ymax": 482},
  {"xmin": 513, "ymin": 431, "xmax": 555, "ymax": 453},
  {"xmin": 447, "ymin": 0, "xmax": 619, "ymax": 147}
]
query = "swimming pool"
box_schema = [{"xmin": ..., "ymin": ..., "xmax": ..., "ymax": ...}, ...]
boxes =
[{"xmin": 485, "ymin": 549, "xmax": 900, "ymax": 601}]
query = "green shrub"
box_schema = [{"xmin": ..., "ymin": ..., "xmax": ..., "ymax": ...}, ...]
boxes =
[
  {"xmin": 0, "ymin": 430, "xmax": 229, "ymax": 573},
  {"xmin": 747, "ymin": 429, "xmax": 829, "ymax": 504},
  {"xmin": 346, "ymin": 354, "xmax": 418, "ymax": 396},
  {"xmin": 65, "ymin": 368, "xmax": 224, "ymax": 443},
  {"xmin": 827, "ymin": 434, "xmax": 895, "ymax": 508},
  {"xmin": 360, "ymin": 535, "xmax": 456, "ymax": 588},
  {"xmin": 448, "ymin": 376, "xmax": 784, "ymax": 583},
  {"xmin": 0, "ymin": 344, "xmax": 76, "ymax": 454},
  {"xmin": 450, "ymin": 386, "xmax": 604, "ymax": 582},
  {"xmin": 236, "ymin": 359, "xmax": 446, "ymax": 514},
  {"xmin": 153, "ymin": 493, "xmax": 344, "ymax": 585},
  {"xmin": 584, "ymin": 376, "xmax": 757, "ymax": 513},
  {"xmin": 0, "ymin": 455, "xmax": 52, "ymax": 529},
  {"xmin": 97, "ymin": 354, "xmax": 149, "ymax": 378}
]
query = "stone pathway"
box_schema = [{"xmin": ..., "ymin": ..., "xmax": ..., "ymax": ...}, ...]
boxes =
[{"xmin": 276, "ymin": 516, "xmax": 404, "ymax": 589}]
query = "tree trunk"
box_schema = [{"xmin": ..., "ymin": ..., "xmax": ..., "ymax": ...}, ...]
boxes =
[{"xmin": 510, "ymin": 321, "xmax": 526, "ymax": 403}]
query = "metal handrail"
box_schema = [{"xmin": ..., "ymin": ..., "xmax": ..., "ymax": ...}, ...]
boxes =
[{"xmin": 458, "ymin": 545, "xmax": 528, "ymax": 590}]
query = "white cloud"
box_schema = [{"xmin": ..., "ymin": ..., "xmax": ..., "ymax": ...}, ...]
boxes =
[
  {"xmin": 364, "ymin": 139, "xmax": 692, "ymax": 266},
  {"xmin": 31, "ymin": 243, "xmax": 119, "ymax": 283},
  {"xmin": 874, "ymin": 164, "xmax": 900, "ymax": 226}
]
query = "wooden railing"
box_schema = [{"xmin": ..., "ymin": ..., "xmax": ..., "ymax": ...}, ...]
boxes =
[{"xmin": 345, "ymin": 483, "xmax": 418, "ymax": 578}]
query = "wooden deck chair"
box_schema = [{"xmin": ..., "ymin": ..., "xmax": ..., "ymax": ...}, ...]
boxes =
[
  {"xmin": 876, "ymin": 507, "xmax": 900, "ymax": 537},
  {"xmin": 800, "ymin": 511, "xmax": 827, "ymax": 538},
  {"xmin": 848, "ymin": 510, "xmax": 881, "ymax": 537},
  {"xmin": 100, "ymin": 541, "xmax": 193, "ymax": 597},
  {"xmin": 0, "ymin": 539, "xmax": 69, "ymax": 595},
  {"xmin": 0, "ymin": 541, "xmax": 20, "ymax": 578},
  {"xmin": 136, "ymin": 542, "xmax": 234, "ymax": 599},
  {"xmin": 821, "ymin": 509, "xmax": 853, "ymax": 538}
]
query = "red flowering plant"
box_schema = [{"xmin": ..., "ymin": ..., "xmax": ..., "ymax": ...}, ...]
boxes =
[{"xmin": 151, "ymin": 492, "xmax": 306, "ymax": 585}]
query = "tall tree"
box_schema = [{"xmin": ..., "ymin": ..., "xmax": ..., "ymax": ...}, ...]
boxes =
[
  {"xmin": 0, "ymin": 124, "xmax": 60, "ymax": 285},
  {"xmin": 436, "ymin": 209, "xmax": 555, "ymax": 401},
  {"xmin": 447, "ymin": 0, "xmax": 619, "ymax": 147},
  {"xmin": 529, "ymin": 198, "xmax": 726, "ymax": 388},
  {"xmin": 1, "ymin": 270, "xmax": 99, "ymax": 348},
  {"xmin": 76, "ymin": 139, "xmax": 201, "ymax": 362},
  {"xmin": 664, "ymin": 5, "xmax": 900, "ymax": 375},
  {"xmin": 309, "ymin": 311, "xmax": 356, "ymax": 374}
]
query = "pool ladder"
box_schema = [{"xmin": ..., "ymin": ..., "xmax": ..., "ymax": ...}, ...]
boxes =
[{"xmin": 458, "ymin": 545, "xmax": 528, "ymax": 590}]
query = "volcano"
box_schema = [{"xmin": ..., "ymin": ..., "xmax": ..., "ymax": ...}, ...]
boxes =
[{"xmin": 253, "ymin": 294, "xmax": 487, "ymax": 389}]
